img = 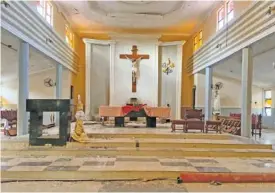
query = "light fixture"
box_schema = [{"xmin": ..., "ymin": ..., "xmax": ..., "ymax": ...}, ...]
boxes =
[
  {"xmin": 273, "ymin": 62, "xmax": 275, "ymax": 69},
  {"xmin": 1, "ymin": 42, "xmax": 17, "ymax": 52}
]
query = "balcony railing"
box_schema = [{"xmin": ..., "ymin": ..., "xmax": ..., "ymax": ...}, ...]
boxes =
[{"xmin": 1, "ymin": 1, "xmax": 79, "ymax": 72}]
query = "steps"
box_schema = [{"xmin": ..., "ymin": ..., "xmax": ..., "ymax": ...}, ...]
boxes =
[{"xmin": 1, "ymin": 132, "xmax": 274, "ymax": 181}]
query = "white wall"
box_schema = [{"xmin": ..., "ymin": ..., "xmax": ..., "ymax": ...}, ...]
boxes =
[
  {"xmin": 1, "ymin": 68, "xmax": 71, "ymax": 124},
  {"xmin": 195, "ymin": 73, "xmax": 263, "ymax": 109},
  {"xmin": 194, "ymin": 73, "xmax": 275, "ymax": 129},
  {"xmin": 89, "ymin": 44, "xmax": 110, "ymax": 117},
  {"xmin": 113, "ymin": 40, "xmax": 158, "ymax": 106},
  {"xmin": 159, "ymin": 45, "xmax": 178, "ymax": 118}
]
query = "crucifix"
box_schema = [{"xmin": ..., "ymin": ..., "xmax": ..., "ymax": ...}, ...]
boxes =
[{"xmin": 120, "ymin": 45, "xmax": 150, "ymax": 92}]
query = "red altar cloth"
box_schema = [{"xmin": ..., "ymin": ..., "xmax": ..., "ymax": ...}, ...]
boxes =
[
  {"xmin": 121, "ymin": 104, "xmax": 146, "ymax": 115},
  {"xmin": 99, "ymin": 105, "xmax": 171, "ymax": 118}
]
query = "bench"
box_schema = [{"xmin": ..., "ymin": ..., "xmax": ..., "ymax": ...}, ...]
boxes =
[{"xmin": 171, "ymin": 119, "xmax": 187, "ymax": 132}]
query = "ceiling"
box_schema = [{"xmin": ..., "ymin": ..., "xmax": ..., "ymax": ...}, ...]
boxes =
[
  {"xmin": 56, "ymin": 1, "xmax": 218, "ymax": 35},
  {"xmin": 0, "ymin": 29, "xmax": 57, "ymax": 83},
  {"xmin": 213, "ymin": 32, "xmax": 275, "ymax": 88}
]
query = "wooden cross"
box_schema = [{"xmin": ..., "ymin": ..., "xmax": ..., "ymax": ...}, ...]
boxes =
[{"xmin": 120, "ymin": 45, "xmax": 150, "ymax": 93}]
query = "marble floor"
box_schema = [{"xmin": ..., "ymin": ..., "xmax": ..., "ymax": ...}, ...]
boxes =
[
  {"xmin": 2, "ymin": 155, "xmax": 275, "ymax": 173},
  {"xmin": 2, "ymin": 181, "xmax": 275, "ymax": 192}
]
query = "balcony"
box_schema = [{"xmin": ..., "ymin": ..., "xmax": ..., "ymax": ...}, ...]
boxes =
[
  {"xmin": 1, "ymin": 1, "xmax": 79, "ymax": 72},
  {"xmin": 187, "ymin": 1, "xmax": 275, "ymax": 74}
]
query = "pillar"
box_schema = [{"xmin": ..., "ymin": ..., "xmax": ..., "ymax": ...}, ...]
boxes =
[
  {"xmin": 85, "ymin": 42, "xmax": 92, "ymax": 120},
  {"xmin": 109, "ymin": 42, "xmax": 116, "ymax": 105},
  {"xmin": 241, "ymin": 47, "xmax": 253, "ymax": 137},
  {"xmin": 271, "ymin": 89, "xmax": 275, "ymax": 129},
  {"xmin": 17, "ymin": 41, "xmax": 29, "ymax": 136},
  {"xmin": 55, "ymin": 63, "xmax": 62, "ymax": 125},
  {"xmin": 204, "ymin": 67, "xmax": 213, "ymax": 121},
  {"xmin": 56, "ymin": 64, "xmax": 62, "ymax": 99}
]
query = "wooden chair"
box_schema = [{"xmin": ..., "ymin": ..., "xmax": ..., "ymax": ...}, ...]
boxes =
[
  {"xmin": 171, "ymin": 119, "xmax": 187, "ymax": 132},
  {"xmin": 185, "ymin": 120, "xmax": 205, "ymax": 133},
  {"xmin": 185, "ymin": 109, "xmax": 204, "ymax": 120},
  {"xmin": 1, "ymin": 109, "xmax": 17, "ymax": 136},
  {"xmin": 181, "ymin": 106, "xmax": 192, "ymax": 119},
  {"xmin": 205, "ymin": 120, "xmax": 222, "ymax": 133},
  {"xmin": 252, "ymin": 114, "xmax": 262, "ymax": 137},
  {"xmin": 170, "ymin": 106, "xmax": 191, "ymax": 132}
]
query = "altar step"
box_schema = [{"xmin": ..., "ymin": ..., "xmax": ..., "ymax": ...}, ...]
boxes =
[
  {"xmin": 87, "ymin": 133, "xmax": 232, "ymax": 140},
  {"xmin": 2, "ymin": 138, "xmax": 272, "ymax": 150},
  {"xmin": 2, "ymin": 147, "xmax": 275, "ymax": 158},
  {"xmin": 2, "ymin": 142, "xmax": 272, "ymax": 151}
]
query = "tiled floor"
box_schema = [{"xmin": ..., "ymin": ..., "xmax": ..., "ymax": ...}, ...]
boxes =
[
  {"xmin": 2, "ymin": 155, "xmax": 275, "ymax": 173},
  {"xmin": 2, "ymin": 181, "xmax": 275, "ymax": 192}
]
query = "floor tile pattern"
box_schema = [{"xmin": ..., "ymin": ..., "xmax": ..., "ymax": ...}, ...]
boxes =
[{"xmin": 2, "ymin": 156, "xmax": 275, "ymax": 173}]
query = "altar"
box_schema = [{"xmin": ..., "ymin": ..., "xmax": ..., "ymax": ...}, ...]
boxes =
[
  {"xmin": 83, "ymin": 37, "xmax": 184, "ymax": 120},
  {"xmin": 99, "ymin": 105, "xmax": 171, "ymax": 127}
]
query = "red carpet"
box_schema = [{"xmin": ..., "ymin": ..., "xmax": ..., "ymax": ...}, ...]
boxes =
[{"xmin": 180, "ymin": 172, "xmax": 275, "ymax": 183}]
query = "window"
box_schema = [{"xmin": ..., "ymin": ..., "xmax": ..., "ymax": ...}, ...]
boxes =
[
  {"xmin": 264, "ymin": 90, "xmax": 272, "ymax": 116},
  {"xmin": 227, "ymin": 0, "xmax": 234, "ymax": 22},
  {"xmin": 217, "ymin": 1, "xmax": 234, "ymax": 31},
  {"xmin": 65, "ymin": 25, "xmax": 74, "ymax": 49},
  {"xmin": 194, "ymin": 31, "xmax": 203, "ymax": 51},
  {"xmin": 37, "ymin": 0, "xmax": 53, "ymax": 26},
  {"xmin": 193, "ymin": 35, "xmax": 198, "ymax": 51},
  {"xmin": 217, "ymin": 7, "xmax": 225, "ymax": 30},
  {"xmin": 198, "ymin": 31, "xmax": 203, "ymax": 47}
]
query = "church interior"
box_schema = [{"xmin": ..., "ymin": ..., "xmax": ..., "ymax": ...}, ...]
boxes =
[{"xmin": 1, "ymin": 0, "xmax": 275, "ymax": 192}]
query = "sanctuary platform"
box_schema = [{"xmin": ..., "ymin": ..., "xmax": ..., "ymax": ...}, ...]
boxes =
[{"xmin": 1, "ymin": 123, "xmax": 275, "ymax": 182}]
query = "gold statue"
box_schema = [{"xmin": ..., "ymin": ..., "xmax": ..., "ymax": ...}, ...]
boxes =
[{"xmin": 71, "ymin": 95, "xmax": 88, "ymax": 143}]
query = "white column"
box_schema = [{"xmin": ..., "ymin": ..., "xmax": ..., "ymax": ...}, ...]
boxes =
[
  {"xmin": 271, "ymin": 89, "xmax": 275, "ymax": 129},
  {"xmin": 56, "ymin": 64, "xmax": 62, "ymax": 98},
  {"xmin": 17, "ymin": 41, "xmax": 29, "ymax": 136},
  {"xmin": 175, "ymin": 44, "xmax": 183, "ymax": 119},
  {"xmin": 55, "ymin": 63, "xmax": 62, "ymax": 125},
  {"xmin": 241, "ymin": 47, "xmax": 253, "ymax": 137},
  {"xmin": 109, "ymin": 42, "xmax": 116, "ymax": 105},
  {"xmin": 85, "ymin": 42, "xmax": 92, "ymax": 120},
  {"xmin": 153, "ymin": 43, "xmax": 159, "ymax": 107},
  {"xmin": 204, "ymin": 67, "xmax": 213, "ymax": 121}
]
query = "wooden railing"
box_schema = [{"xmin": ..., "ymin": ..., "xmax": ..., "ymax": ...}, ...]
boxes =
[
  {"xmin": 1, "ymin": 1, "xmax": 79, "ymax": 73},
  {"xmin": 187, "ymin": 1, "xmax": 275, "ymax": 74}
]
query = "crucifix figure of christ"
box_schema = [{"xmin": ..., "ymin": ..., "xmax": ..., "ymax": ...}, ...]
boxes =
[{"xmin": 120, "ymin": 45, "xmax": 150, "ymax": 92}]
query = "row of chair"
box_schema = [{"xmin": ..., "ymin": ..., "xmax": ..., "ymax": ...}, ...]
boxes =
[{"xmin": 218, "ymin": 114, "xmax": 262, "ymax": 137}]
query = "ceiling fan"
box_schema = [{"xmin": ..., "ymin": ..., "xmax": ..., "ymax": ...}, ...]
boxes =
[{"xmin": 212, "ymin": 82, "xmax": 223, "ymax": 91}]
